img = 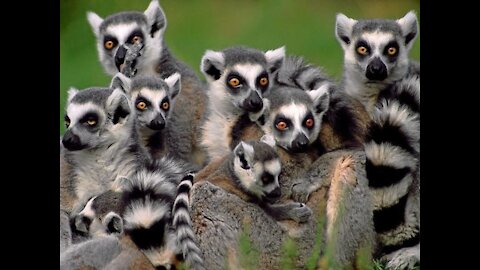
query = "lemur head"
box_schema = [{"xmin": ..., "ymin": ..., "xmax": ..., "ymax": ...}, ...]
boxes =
[
  {"xmin": 62, "ymin": 87, "xmax": 131, "ymax": 151},
  {"xmin": 335, "ymin": 11, "xmax": 418, "ymax": 84},
  {"xmin": 261, "ymin": 86, "xmax": 330, "ymax": 153},
  {"xmin": 110, "ymin": 72, "xmax": 181, "ymax": 132},
  {"xmin": 73, "ymin": 191, "xmax": 124, "ymax": 238},
  {"xmin": 231, "ymin": 136, "xmax": 282, "ymax": 203},
  {"xmin": 87, "ymin": 0, "xmax": 167, "ymax": 75},
  {"xmin": 200, "ymin": 46, "xmax": 285, "ymax": 113}
]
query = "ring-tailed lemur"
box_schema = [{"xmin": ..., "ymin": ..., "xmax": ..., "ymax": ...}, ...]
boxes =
[
  {"xmin": 335, "ymin": 11, "xmax": 420, "ymax": 269},
  {"xmin": 61, "ymin": 86, "xmax": 203, "ymax": 269},
  {"xmin": 194, "ymin": 136, "xmax": 312, "ymax": 223},
  {"xmin": 87, "ymin": 0, "xmax": 208, "ymax": 167},
  {"xmin": 73, "ymin": 173, "xmax": 204, "ymax": 270},
  {"xmin": 110, "ymin": 72, "xmax": 188, "ymax": 162},
  {"xmin": 199, "ymin": 46, "xmax": 285, "ymax": 162}
]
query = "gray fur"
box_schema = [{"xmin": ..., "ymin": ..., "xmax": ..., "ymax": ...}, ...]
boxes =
[
  {"xmin": 191, "ymin": 149, "xmax": 374, "ymax": 269},
  {"xmin": 351, "ymin": 20, "xmax": 402, "ymax": 38},
  {"xmin": 69, "ymin": 87, "xmax": 113, "ymax": 105},
  {"xmin": 223, "ymin": 47, "xmax": 268, "ymax": 67},
  {"xmin": 60, "ymin": 209, "xmax": 72, "ymax": 253}
]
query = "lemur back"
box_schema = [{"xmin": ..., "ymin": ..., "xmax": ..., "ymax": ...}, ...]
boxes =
[
  {"xmin": 335, "ymin": 11, "xmax": 420, "ymax": 268},
  {"xmin": 87, "ymin": 0, "xmax": 208, "ymax": 168}
]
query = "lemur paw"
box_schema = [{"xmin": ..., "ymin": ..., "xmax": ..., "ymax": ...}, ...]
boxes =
[
  {"xmin": 382, "ymin": 245, "xmax": 420, "ymax": 270},
  {"xmin": 291, "ymin": 181, "xmax": 312, "ymax": 203},
  {"xmin": 286, "ymin": 202, "xmax": 312, "ymax": 223}
]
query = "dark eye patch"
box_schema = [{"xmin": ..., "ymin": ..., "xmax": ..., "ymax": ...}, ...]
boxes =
[
  {"xmin": 127, "ymin": 29, "xmax": 144, "ymax": 44},
  {"xmin": 255, "ymin": 71, "xmax": 269, "ymax": 92},
  {"xmin": 302, "ymin": 112, "xmax": 315, "ymax": 129},
  {"xmin": 103, "ymin": 35, "xmax": 118, "ymax": 49},
  {"xmin": 80, "ymin": 111, "xmax": 99, "ymax": 125},
  {"xmin": 355, "ymin": 39, "xmax": 371, "ymax": 58},
  {"xmin": 274, "ymin": 114, "xmax": 293, "ymax": 131},
  {"xmin": 160, "ymin": 96, "xmax": 169, "ymax": 111},
  {"xmin": 64, "ymin": 115, "xmax": 70, "ymax": 122},
  {"xmin": 239, "ymin": 154, "xmax": 250, "ymax": 170},
  {"xmin": 383, "ymin": 40, "xmax": 400, "ymax": 62},
  {"xmin": 260, "ymin": 172, "xmax": 274, "ymax": 184},
  {"xmin": 226, "ymin": 72, "xmax": 246, "ymax": 91},
  {"xmin": 135, "ymin": 96, "xmax": 152, "ymax": 109}
]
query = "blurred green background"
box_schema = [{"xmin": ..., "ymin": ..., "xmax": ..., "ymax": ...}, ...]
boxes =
[{"xmin": 60, "ymin": 0, "xmax": 420, "ymax": 134}]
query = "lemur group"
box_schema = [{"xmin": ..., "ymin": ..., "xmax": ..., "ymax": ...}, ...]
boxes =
[{"xmin": 60, "ymin": 1, "xmax": 420, "ymax": 269}]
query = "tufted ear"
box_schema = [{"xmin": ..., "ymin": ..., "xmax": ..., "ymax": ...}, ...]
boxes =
[
  {"xmin": 233, "ymin": 141, "xmax": 255, "ymax": 170},
  {"xmin": 396, "ymin": 10, "xmax": 418, "ymax": 50},
  {"xmin": 110, "ymin": 73, "xmax": 132, "ymax": 94},
  {"xmin": 106, "ymin": 89, "xmax": 131, "ymax": 125},
  {"xmin": 164, "ymin": 72, "xmax": 182, "ymax": 99},
  {"xmin": 260, "ymin": 134, "xmax": 276, "ymax": 148},
  {"xmin": 308, "ymin": 84, "xmax": 330, "ymax": 114},
  {"xmin": 335, "ymin": 13, "xmax": 357, "ymax": 50},
  {"xmin": 200, "ymin": 50, "xmax": 225, "ymax": 81},
  {"xmin": 86, "ymin": 11, "xmax": 104, "ymax": 37},
  {"xmin": 144, "ymin": 0, "xmax": 167, "ymax": 38},
  {"xmin": 103, "ymin": 212, "xmax": 124, "ymax": 235},
  {"xmin": 67, "ymin": 87, "xmax": 79, "ymax": 104},
  {"xmin": 265, "ymin": 46, "xmax": 285, "ymax": 74}
]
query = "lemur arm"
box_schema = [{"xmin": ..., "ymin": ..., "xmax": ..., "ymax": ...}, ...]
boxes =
[{"xmin": 259, "ymin": 201, "xmax": 312, "ymax": 223}]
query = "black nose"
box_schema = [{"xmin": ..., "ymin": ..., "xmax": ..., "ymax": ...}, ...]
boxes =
[
  {"xmin": 62, "ymin": 131, "xmax": 85, "ymax": 151},
  {"xmin": 115, "ymin": 45, "xmax": 127, "ymax": 71},
  {"xmin": 291, "ymin": 133, "xmax": 309, "ymax": 153},
  {"xmin": 266, "ymin": 186, "xmax": 281, "ymax": 203},
  {"xmin": 366, "ymin": 58, "xmax": 388, "ymax": 81},
  {"xmin": 147, "ymin": 116, "xmax": 165, "ymax": 130},
  {"xmin": 242, "ymin": 91, "xmax": 263, "ymax": 112}
]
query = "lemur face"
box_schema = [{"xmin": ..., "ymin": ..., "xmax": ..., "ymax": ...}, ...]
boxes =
[
  {"xmin": 262, "ymin": 86, "xmax": 330, "ymax": 153},
  {"xmin": 200, "ymin": 46, "xmax": 285, "ymax": 113},
  {"xmin": 87, "ymin": 0, "xmax": 167, "ymax": 75},
  {"xmin": 335, "ymin": 11, "xmax": 418, "ymax": 84},
  {"xmin": 62, "ymin": 88, "xmax": 131, "ymax": 151},
  {"xmin": 232, "ymin": 139, "xmax": 282, "ymax": 203}
]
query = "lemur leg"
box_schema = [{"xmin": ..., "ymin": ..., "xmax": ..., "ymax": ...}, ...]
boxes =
[{"xmin": 261, "ymin": 202, "xmax": 312, "ymax": 223}]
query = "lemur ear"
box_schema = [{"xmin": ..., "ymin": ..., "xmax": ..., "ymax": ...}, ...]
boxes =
[
  {"xmin": 86, "ymin": 11, "xmax": 104, "ymax": 37},
  {"xmin": 144, "ymin": 0, "xmax": 167, "ymax": 38},
  {"xmin": 103, "ymin": 212, "xmax": 124, "ymax": 235},
  {"xmin": 164, "ymin": 72, "xmax": 182, "ymax": 99},
  {"xmin": 335, "ymin": 13, "xmax": 357, "ymax": 50},
  {"xmin": 265, "ymin": 46, "xmax": 285, "ymax": 74},
  {"xmin": 110, "ymin": 73, "xmax": 132, "ymax": 94},
  {"xmin": 106, "ymin": 89, "xmax": 131, "ymax": 125},
  {"xmin": 200, "ymin": 50, "xmax": 225, "ymax": 81},
  {"xmin": 67, "ymin": 87, "xmax": 79, "ymax": 104},
  {"xmin": 396, "ymin": 10, "xmax": 418, "ymax": 49},
  {"xmin": 308, "ymin": 84, "xmax": 330, "ymax": 114},
  {"xmin": 233, "ymin": 141, "xmax": 255, "ymax": 170},
  {"xmin": 260, "ymin": 134, "xmax": 276, "ymax": 148}
]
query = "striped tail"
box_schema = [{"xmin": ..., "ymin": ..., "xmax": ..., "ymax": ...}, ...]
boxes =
[
  {"xmin": 172, "ymin": 173, "xmax": 205, "ymax": 270},
  {"xmin": 364, "ymin": 75, "xmax": 420, "ymax": 255},
  {"xmin": 121, "ymin": 170, "xmax": 178, "ymax": 268},
  {"xmin": 274, "ymin": 55, "xmax": 334, "ymax": 91}
]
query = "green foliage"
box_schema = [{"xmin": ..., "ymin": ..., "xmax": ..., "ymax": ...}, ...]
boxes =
[
  {"xmin": 280, "ymin": 236, "xmax": 298, "ymax": 270},
  {"xmin": 60, "ymin": 0, "xmax": 420, "ymax": 134},
  {"xmin": 238, "ymin": 224, "xmax": 259, "ymax": 270},
  {"xmin": 306, "ymin": 216, "xmax": 326, "ymax": 270}
]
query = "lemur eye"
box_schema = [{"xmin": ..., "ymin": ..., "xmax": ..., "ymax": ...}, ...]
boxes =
[
  {"xmin": 136, "ymin": 101, "xmax": 147, "ymax": 110},
  {"xmin": 276, "ymin": 121, "xmax": 288, "ymax": 131},
  {"xmin": 104, "ymin": 41, "xmax": 115, "ymax": 50},
  {"xmin": 259, "ymin": 77, "xmax": 268, "ymax": 86},
  {"xmin": 305, "ymin": 118, "xmax": 314, "ymax": 128},
  {"xmin": 132, "ymin": 36, "xmax": 142, "ymax": 44},
  {"xmin": 228, "ymin": 78, "xmax": 241, "ymax": 88},
  {"xmin": 387, "ymin": 47, "xmax": 397, "ymax": 56},
  {"xmin": 161, "ymin": 101, "xmax": 169, "ymax": 110},
  {"xmin": 65, "ymin": 120, "xmax": 70, "ymax": 128},
  {"xmin": 356, "ymin": 46, "xmax": 368, "ymax": 55},
  {"xmin": 87, "ymin": 119, "xmax": 97, "ymax": 126}
]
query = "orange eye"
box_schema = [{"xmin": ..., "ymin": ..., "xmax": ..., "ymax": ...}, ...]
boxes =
[
  {"xmin": 276, "ymin": 121, "xmax": 288, "ymax": 131},
  {"xmin": 87, "ymin": 119, "xmax": 97, "ymax": 126},
  {"xmin": 132, "ymin": 36, "xmax": 142, "ymax": 44},
  {"xmin": 259, "ymin": 77, "xmax": 268, "ymax": 86},
  {"xmin": 305, "ymin": 118, "xmax": 314, "ymax": 128},
  {"xmin": 357, "ymin": 46, "xmax": 368, "ymax": 55},
  {"xmin": 137, "ymin": 101, "xmax": 147, "ymax": 110},
  {"xmin": 161, "ymin": 102, "xmax": 169, "ymax": 110},
  {"xmin": 104, "ymin": 40, "xmax": 114, "ymax": 50},
  {"xmin": 228, "ymin": 78, "xmax": 241, "ymax": 88},
  {"xmin": 387, "ymin": 47, "xmax": 397, "ymax": 56}
]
